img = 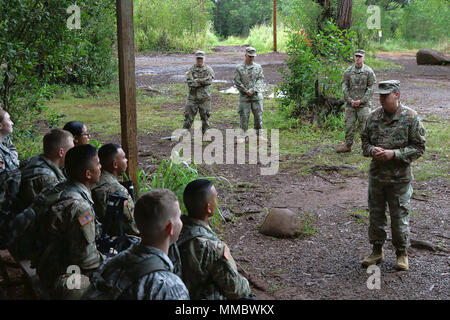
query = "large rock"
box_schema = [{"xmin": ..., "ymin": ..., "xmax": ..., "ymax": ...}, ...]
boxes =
[
  {"xmin": 259, "ymin": 208, "xmax": 301, "ymax": 238},
  {"xmin": 416, "ymin": 49, "xmax": 450, "ymax": 65}
]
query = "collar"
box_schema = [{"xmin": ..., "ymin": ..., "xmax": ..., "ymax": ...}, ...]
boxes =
[
  {"xmin": 382, "ymin": 103, "xmax": 403, "ymax": 122},
  {"xmin": 39, "ymin": 154, "xmax": 65, "ymax": 179},
  {"xmin": 71, "ymin": 180, "xmax": 94, "ymax": 204},
  {"xmin": 131, "ymin": 244, "xmax": 174, "ymax": 271},
  {"xmin": 181, "ymin": 215, "xmax": 213, "ymax": 232}
]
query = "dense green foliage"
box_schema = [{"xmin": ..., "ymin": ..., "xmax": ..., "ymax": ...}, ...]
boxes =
[
  {"xmin": 277, "ymin": 21, "xmax": 354, "ymax": 123},
  {"xmin": 0, "ymin": 0, "xmax": 116, "ymax": 143},
  {"xmin": 134, "ymin": 0, "xmax": 216, "ymax": 52}
]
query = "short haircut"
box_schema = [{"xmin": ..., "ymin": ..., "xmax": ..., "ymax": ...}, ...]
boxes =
[
  {"xmin": 134, "ymin": 189, "xmax": 179, "ymax": 238},
  {"xmin": 63, "ymin": 121, "xmax": 84, "ymax": 137},
  {"xmin": 43, "ymin": 129, "xmax": 73, "ymax": 155},
  {"xmin": 65, "ymin": 144, "xmax": 98, "ymax": 180},
  {"xmin": 0, "ymin": 110, "xmax": 7, "ymax": 123},
  {"xmin": 98, "ymin": 143, "xmax": 121, "ymax": 168},
  {"xmin": 183, "ymin": 179, "xmax": 214, "ymax": 217}
]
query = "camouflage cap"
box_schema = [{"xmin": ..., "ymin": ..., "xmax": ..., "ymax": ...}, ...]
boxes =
[
  {"xmin": 354, "ymin": 49, "xmax": 365, "ymax": 56},
  {"xmin": 376, "ymin": 80, "xmax": 400, "ymax": 94},
  {"xmin": 245, "ymin": 47, "xmax": 257, "ymax": 57},
  {"xmin": 195, "ymin": 51, "xmax": 205, "ymax": 59}
]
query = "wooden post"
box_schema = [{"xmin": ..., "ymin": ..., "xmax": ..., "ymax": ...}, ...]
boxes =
[
  {"xmin": 116, "ymin": 0, "xmax": 138, "ymax": 187},
  {"xmin": 273, "ymin": 0, "xmax": 277, "ymax": 52},
  {"xmin": 202, "ymin": 0, "xmax": 205, "ymax": 13}
]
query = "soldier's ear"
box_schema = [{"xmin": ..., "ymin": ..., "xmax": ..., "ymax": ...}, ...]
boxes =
[
  {"xmin": 57, "ymin": 147, "xmax": 65, "ymax": 158},
  {"xmin": 112, "ymin": 159, "xmax": 118, "ymax": 170},
  {"xmin": 165, "ymin": 221, "xmax": 174, "ymax": 236}
]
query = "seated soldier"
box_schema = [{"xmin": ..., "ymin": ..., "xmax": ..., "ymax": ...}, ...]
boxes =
[
  {"xmin": 83, "ymin": 189, "xmax": 189, "ymax": 300},
  {"xmin": 0, "ymin": 110, "xmax": 19, "ymax": 173},
  {"xmin": 17, "ymin": 129, "xmax": 74, "ymax": 210},
  {"xmin": 63, "ymin": 121, "xmax": 90, "ymax": 146},
  {"xmin": 177, "ymin": 179, "xmax": 252, "ymax": 300},
  {"xmin": 32, "ymin": 144, "xmax": 104, "ymax": 299},
  {"xmin": 91, "ymin": 143, "xmax": 139, "ymax": 237}
]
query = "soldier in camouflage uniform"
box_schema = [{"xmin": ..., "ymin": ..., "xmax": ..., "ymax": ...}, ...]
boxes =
[
  {"xmin": 182, "ymin": 51, "xmax": 215, "ymax": 136},
  {"xmin": 83, "ymin": 189, "xmax": 189, "ymax": 300},
  {"xmin": 92, "ymin": 143, "xmax": 139, "ymax": 237},
  {"xmin": 17, "ymin": 129, "xmax": 73, "ymax": 211},
  {"xmin": 233, "ymin": 47, "xmax": 265, "ymax": 143},
  {"xmin": 361, "ymin": 80, "xmax": 426, "ymax": 271},
  {"xmin": 32, "ymin": 144, "xmax": 105, "ymax": 299},
  {"xmin": 0, "ymin": 110, "xmax": 19, "ymax": 172},
  {"xmin": 178, "ymin": 179, "xmax": 252, "ymax": 300},
  {"xmin": 337, "ymin": 49, "xmax": 376, "ymax": 153}
]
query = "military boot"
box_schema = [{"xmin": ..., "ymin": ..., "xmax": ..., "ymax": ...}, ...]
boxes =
[
  {"xmin": 396, "ymin": 250, "xmax": 409, "ymax": 271},
  {"xmin": 362, "ymin": 244, "xmax": 384, "ymax": 267},
  {"xmin": 336, "ymin": 143, "xmax": 351, "ymax": 153}
]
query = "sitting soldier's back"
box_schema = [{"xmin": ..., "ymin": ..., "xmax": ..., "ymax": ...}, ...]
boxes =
[
  {"xmin": 91, "ymin": 170, "xmax": 139, "ymax": 236},
  {"xmin": 177, "ymin": 215, "xmax": 251, "ymax": 300},
  {"xmin": 83, "ymin": 243, "xmax": 189, "ymax": 300}
]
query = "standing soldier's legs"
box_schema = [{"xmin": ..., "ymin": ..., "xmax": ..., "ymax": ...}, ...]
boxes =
[
  {"xmin": 368, "ymin": 178, "xmax": 388, "ymax": 246},
  {"xmin": 356, "ymin": 106, "xmax": 371, "ymax": 133},
  {"xmin": 238, "ymin": 99, "xmax": 251, "ymax": 133},
  {"xmin": 387, "ymin": 182, "xmax": 412, "ymax": 252},
  {"xmin": 251, "ymin": 100, "xmax": 264, "ymax": 132},
  {"xmin": 198, "ymin": 100, "xmax": 212, "ymax": 134},
  {"xmin": 344, "ymin": 106, "xmax": 358, "ymax": 147},
  {"xmin": 183, "ymin": 100, "xmax": 199, "ymax": 130}
]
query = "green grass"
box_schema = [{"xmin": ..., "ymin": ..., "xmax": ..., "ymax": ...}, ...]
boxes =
[
  {"xmin": 372, "ymin": 38, "xmax": 450, "ymax": 53},
  {"xmin": 347, "ymin": 208, "xmax": 370, "ymax": 225},
  {"xmin": 296, "ymin": 210, "xmax": 318, "ymax": 237}
]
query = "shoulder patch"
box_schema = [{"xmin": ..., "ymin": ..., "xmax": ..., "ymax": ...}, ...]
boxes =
[
  {"xmin": 78, "ymin": 212, "xmax": 94, "ymax": 226},
  {"xmin": 223, "ymin": 245, "xmax": 230, "ymax": 261},
  {"xmin": 420, "ymin": 127, "xmax": 425, "ymax": 136}
]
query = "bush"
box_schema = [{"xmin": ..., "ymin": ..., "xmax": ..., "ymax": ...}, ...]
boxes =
[{"xmin": 277, "ymin": 21, "xmax": 354, "ymax": 124}]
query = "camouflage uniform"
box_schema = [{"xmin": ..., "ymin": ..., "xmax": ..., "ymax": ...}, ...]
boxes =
[
  {"xmin": 361, "ymin": 102, "xmax": 426, "ymax": 251},
  {"xmin": 0, "ymin": 137, "xmax": 19, "ymax": 173},
  {"xmin": 177, "ymin": 215, "xmax": 251, "ymax": 300},
  {"xmin": 32, "ymin": 180, "xmax": 104, "ymax": 299},
  {"xmin": 18, "ymin": 154, "xmax": 66, "ymax": 210},
  {"xmin": 342, "ymin": 62, "xmax": 376, "ymax": 147},
  {"xmin": 234, "ymin": 56, "xmax": 265, "ymax": 133},
  {"xmin": 91, "ymin": 170, "xmax": 139, "ymax": 237},
  {"xmin": 82, "ymin": 243, "xmax": 190, "ymax": 300},
  {"xmin": 183, "ymin": 58, "xmax": 215, "ymax": 134}
]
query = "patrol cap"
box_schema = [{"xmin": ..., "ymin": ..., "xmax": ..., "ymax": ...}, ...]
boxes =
[
  {"xmin": 245, "ymin": 47, "xmax": 257, "ymax": 57},
  {"xmin": 376, "ymin": 80, "xmax": 400, "ymax": 94},
  {"xmin": 354, "ymin": 49, "xmax": 365, "ymax": 57},
  {"xmin": 195, "ymin": 51, "xmax": 205, "ymax": 59}
]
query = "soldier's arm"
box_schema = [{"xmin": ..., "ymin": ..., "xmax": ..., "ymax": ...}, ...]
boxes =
[
  {"xmin": 342, "ymin": 71, "xmax": 352, "ymax": 104},
  {"xmin": 393, "ymin": 116, "xmax": 426, "ymax": 163},
  {"xmin": 123, "ymin": 194, "xmax": 140, "ymax": 236},
  {"xmin": 196, "ymin": 67, "xmax": 215, "ymax": 86},
  {"xmin": 361, "ymin": 117, "xmax": 375, "ymax": 157},
  {"xmin": 70, "ymin": 201, "xmax": 103, "ymax": 270},
  {"xmin": 233, "ymin": 67, "xmax": 248, "ymax": 93},
  {"xmin": 186, "ymin": 69, "xmax": 200, "ymax": 88},
  {"xmin": 250, "ymin": 66, "xmax": 265, "ymax": 95},
  {"xmin": 208, "ymin": 242, "xmax": 251, "ymax": 300},
  {"xmin": 361, "ymin": 69, "xmax": 376, "ymax": 105}
]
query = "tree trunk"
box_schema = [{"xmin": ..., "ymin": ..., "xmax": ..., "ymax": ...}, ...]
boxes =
[{"xmin": 337, "ymin": 0, "xmax": 352, "ymax": 30}]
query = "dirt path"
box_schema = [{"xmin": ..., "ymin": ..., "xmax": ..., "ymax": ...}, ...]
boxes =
[{"xmin": 135, "ymin": 47, "xmax": 449, "ymax": 300}]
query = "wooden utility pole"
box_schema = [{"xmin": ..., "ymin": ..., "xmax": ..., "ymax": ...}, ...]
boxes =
[
  {"xmin": 202, "ymin": 0, "xmax": 205, "ymax": 13},
  {"xmin": 116, "ymin": 0, "xmax": 138, "ymax": 187},
  {"xmin": 273, "ymin": 0, "xmax": 277, "ymax": 52}
]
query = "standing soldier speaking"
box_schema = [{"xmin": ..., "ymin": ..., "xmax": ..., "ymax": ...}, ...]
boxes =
[
  {"xmin": 233, "ymin": 47, "xmax": 265, "ymax": 143},
  {"xmin": 361, "ymin": 80, "xmax": 426, "ymax": 271},
  {"xmin": 337, "ymin": 49, "xmax": 376, "ymax": 153},
  {"xmin": 182, "ymin": 51, "xmax": 215, "ymax": 138}
]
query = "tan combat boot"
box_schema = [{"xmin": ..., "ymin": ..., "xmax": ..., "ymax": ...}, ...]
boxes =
[
  {"xmin": 336, "ymin": 143, "xmax": 351, "ymax": 153},
  {"xmin": 362, "ymin": 245, "xmax": 384, "ymax": 267},
  {"xmin": 396, "ymin": 250, "xmax": 409, "ymax": 271}
]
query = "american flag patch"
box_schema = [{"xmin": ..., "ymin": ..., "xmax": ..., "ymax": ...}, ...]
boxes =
[
  {"xmin": 78, "ymin": 212, "xmax": 93, "ymax": 226},
  {"xmin": 223, "ymin": 245, "xmax": 230, "ymax": 261}
]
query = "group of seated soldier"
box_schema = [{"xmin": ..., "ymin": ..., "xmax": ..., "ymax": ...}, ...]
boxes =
[{"xmin": 0, "ymin": 115, "xmax": 252, "ymax": 300}]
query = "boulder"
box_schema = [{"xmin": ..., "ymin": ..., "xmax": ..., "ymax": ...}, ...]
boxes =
[
  {"xmin": 416, "ymin": 49, "xmax": 450, "ymax": 65},
  {"xmin": 259, "ymin": 208, "xmax": 301, "ymax": 238}
]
